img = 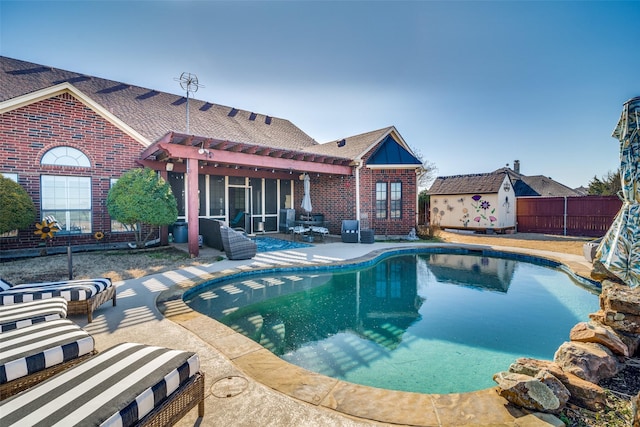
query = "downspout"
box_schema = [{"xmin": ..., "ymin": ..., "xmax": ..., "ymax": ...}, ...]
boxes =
[{"xmin": 354, "ymin": 160, "xmax": 363, "ymax": 225}]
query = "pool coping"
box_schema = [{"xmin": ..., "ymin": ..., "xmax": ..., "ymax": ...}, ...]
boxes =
[{"xmin": 157, "ymin": 243, "xmax": 598, "ymax": 426}]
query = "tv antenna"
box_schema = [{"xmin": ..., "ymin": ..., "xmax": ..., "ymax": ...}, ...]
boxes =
[{"xmin": 174, "ymin": 72, "xmax": 203, "ymax": 133}]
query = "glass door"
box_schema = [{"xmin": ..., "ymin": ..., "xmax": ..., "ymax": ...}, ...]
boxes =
[{"xmin": 228, "ymin": 185, "xmax": 252, "ymax": 233}]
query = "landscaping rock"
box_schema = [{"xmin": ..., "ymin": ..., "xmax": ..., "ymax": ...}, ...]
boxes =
[
  {"xmin": 590, "ymin": 310, "xmax": 640, "ymax": 335},
  {"xmin": 621, "ymin": 332, "xmax": 640, "ymax": 357},
  {"xmin": 570, "ymin": 321, "xmax": 630, "ymax": 356},
  {"xmin": 493, "ymin": 371, "xmax": 568, "ymax": 414},
  {"xmin": 600, "ymin": 280, "xmax": 640, "ymax": 315},
  {"xmin": 509, "ymin": 357, "xmax": 606, "ymax": 411},
  {"xmin": 589, "ymin": 281, "xmax": 640, "ymax": 334},
  {"xmin": 554, "ymin": 341, "xmax": 619, "ymax": 383}
]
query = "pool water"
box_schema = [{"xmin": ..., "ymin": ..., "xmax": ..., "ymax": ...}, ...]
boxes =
[{"xmin": 185, "ymin": 252, "xmax": 600, "ymax": 394}]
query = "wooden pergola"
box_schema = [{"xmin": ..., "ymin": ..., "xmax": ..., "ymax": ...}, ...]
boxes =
[{"xmin": 138, "ymin": 132, "xmax": 354, "ymax": 256}]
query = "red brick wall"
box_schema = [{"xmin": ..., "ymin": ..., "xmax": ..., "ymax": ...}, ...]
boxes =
[
  {"xmin": 0, "ymin": 93, "xmax": 146, "ymax": 251},
  {"xmin": 360, "ymin": 168, "xmax": 417, "ymax": 237},
  {"xmin": 293, "ymin": 166, "xmax": 417, "ymax": 237}
]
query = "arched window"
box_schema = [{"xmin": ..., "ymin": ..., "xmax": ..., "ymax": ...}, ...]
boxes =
[
  {"xmin": 40, "ymin": 147, "xmax": 92, "ymax": 234},
  {"xmin": 41, "ymin": 146, "xmax": 90, "ymax": 167}
]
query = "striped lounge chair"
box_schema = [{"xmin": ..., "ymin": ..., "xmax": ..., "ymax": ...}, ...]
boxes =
[
  {"xmin": 0, "ymin": 297, "xmax": 68, "ymax": 332},
  {"xmin": 0, "ymin": 318, "xmax": 96, "ymax": 399},
  {"xmin": 0, "ymin": 342, "xmax": 205, "ymax": 427},
  {"xmin": 0, "ymin": 277, "xmax": 116, "ymax": 323}
]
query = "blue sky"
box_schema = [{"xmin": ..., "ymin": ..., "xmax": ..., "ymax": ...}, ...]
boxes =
[{"xmin": 1, "ymin": 1, "xmax": 639, "ymax": 189}]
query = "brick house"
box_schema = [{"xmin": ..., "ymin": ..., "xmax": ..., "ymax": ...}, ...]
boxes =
[{"xmin": 0, "ymin": 56, "xmax": 423, "ymax": 257}]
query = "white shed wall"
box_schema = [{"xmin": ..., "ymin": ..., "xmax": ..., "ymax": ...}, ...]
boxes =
[{"xmin": 430, "ymin": 176, "xmax": 516, "ymax": 230}]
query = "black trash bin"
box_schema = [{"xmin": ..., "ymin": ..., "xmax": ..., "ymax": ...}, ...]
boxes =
[{"xmin": 173, "ymin": 221, "xmax": 188, "ymax": 243}]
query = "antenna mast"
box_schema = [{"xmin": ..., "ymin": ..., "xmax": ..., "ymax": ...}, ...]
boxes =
[{"xmin": 174, "ymin": 72, "xmax": 203, "ymax": 133}]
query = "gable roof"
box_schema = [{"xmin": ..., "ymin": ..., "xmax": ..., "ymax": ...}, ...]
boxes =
[
  {"xmin": 0, "ymin": 56, "xmax": 318, "ymax": 151},
  {"xmin": 367, "ymin": 135, "xmax": 423, "ymax": 167},
  {"xmin": 493, "ymin": 167, "xmax": 581, "ymax": 197},
  {"xmin": 1, "ymin": 56, "xmax": 421, "ymax": 168},
  {"xmin": 428, "ymin": 172, "xmax": 508, "ymax": 195},
  {"xmin": 304, "ymin": 127, "xmax": 392, "ymax": 159}
]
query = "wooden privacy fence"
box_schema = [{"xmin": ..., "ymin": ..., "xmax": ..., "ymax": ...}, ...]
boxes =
[{"xmin": 516, "ymin": 196, "xmax": 622, "ymax": 237}]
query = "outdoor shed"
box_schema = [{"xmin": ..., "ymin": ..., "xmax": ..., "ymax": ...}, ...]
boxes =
[{"xmin": 428, "ymin": 172, "xmax": 516, "ymax": 232}]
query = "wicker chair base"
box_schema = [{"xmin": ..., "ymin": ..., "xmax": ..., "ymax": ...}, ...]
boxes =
[
  {"xmin": 67, "ymin": 284, "xmax": 117, "ymax": 323},
  {"xmin": 139, "ymin": 372, "xmax": 205, "ymax": 426},
  {"xmin": 0, "ymin": 350, "xmax": 97, "ymax": 400}
]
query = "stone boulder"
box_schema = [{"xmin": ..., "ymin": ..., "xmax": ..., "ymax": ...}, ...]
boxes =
[
  {"xmin": 600, "ymin": 280, "xmax": 640, "ymax": 315},
  {"xmin": 554, "ymin": 341, "xmax": 619, "ymax": 383},
  {"xmin": 493, "ymin": 371, "xmax": 569, "ymax": 414},
  {"xmin": 570, "ymin": 321, "xmax": 630, "ymax": 356},
  {"xmin": 590, "ymin": 310, "xmax": 640, "ymax": 335},
  {"xmin": 590, "ymin": 281, "xmax": 640, "ymax": 334},
  {"xmin": 509, "ymin": 357, "xmax": 606, "ymax": 411},
  {"xmin": 621, "ymin": 332, "xmax": 640, "ymax": 357}
]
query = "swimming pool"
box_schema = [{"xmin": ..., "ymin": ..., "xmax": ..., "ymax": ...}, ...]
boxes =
[{"xmin": 184, "ymin": 249, "xmax": 600, "ymax": 394}]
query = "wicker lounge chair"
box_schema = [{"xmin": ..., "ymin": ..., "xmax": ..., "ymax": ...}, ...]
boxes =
[
  {"xmin": 0, "ymin": 297, "xmax": 68, "ymax": 332},
  {"xmin": 220, "ymin": 226, "xmax": 257, "ymax": 260},
  {"xmin": 0, "ymin": 318, "xmax": 96, "ymax": 399},
  {"xmin": 0, "ymin": 342, "xmax": 205, "ymax": 427},
  {"xmin": 199, "ymin": 217, "xmax": 224, "ymax": 250},
  {"xmin": 0, "ymin": 277, "xmax": 115, "ymax": 323},
  {"xmin": 341, "ymin": 220, "xmax": 360, "ymax": 243}
]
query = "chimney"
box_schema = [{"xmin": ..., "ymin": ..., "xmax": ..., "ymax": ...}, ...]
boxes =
[{"xmin": 514, "ymin": 160, "xmax": 520, "ymax": 174}]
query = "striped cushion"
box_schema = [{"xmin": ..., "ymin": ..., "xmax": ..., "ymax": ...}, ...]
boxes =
[
  {"xmin": 1, "ymin": 342, "xmax": 200, "ymax": 427},
  {"xmin": 0, "ymin": 278, "xmax": 112, "ymax": 305},
  {"xmin": 0, "ymin": 278, "xmax": 13, "ymax": 291},
  {"xmin": 0, "ymin": 318, "xmax": 94, "ymax": 384},
  {"xmin": 0, "ymin": 297, "xmax": 68, "ymax": 332}
]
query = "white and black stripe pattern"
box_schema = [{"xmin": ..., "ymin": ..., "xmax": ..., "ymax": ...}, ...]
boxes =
[
  {"xmin": 0, "ymin": 278, "xmax": 13, "ymax": 291},
  {"xmin": 0, "ymin": 278, "xmax": 112, "ymax": 305},
  {"xmin": 0, "ymin": 297, "xmax": 68, "ymax": 332},
  {"xmin": 1, "ymin": 342, "xmax": 200, "ymax": 427},
  {"xmin": 0, "ymin": 318, "xmax": 94, "ymax": 384}
]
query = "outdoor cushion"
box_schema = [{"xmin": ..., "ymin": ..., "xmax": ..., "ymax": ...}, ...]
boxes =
[
  {"xmin": 0, "ymin": 318, "xmax": 94, "ymax": 385},
  {"xmin": 0, "ymin": 342, "xmax": 202, "ymax": 427},
  {"xmin": 0, "ymin": 297, "xmax": 68, "ymax": 332},
  {"xmin": 0, "ymin": 278, "xmax": 112, "ymax": 305}
]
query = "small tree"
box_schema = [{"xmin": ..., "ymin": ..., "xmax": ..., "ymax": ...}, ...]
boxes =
[
  {"xmin": 107, "ymin": 168, "xmax": 178, "ymax": 248},
  {"xmin": 0, "ymin": 176, "xmax": 36, "ymax": 235},
  {"xmin": 410, "ymin": 145, "xmax": 438, "ymax": 191},
  {"xmin": 588, "ymin": 169, "xmax": 621, "ymax": 196}
]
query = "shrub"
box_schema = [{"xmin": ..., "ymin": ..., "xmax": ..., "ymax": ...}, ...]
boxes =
[{"xmin": 0, "ymin": 176, "xmax": 36, "ymax": 235}]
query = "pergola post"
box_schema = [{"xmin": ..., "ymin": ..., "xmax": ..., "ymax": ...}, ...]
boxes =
[{"xmin": 186, "ymin": 158, "xmax": 200, "ymax": 257}]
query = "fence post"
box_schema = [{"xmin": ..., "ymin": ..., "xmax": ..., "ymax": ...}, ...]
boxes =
[{"xmin": 563, "ymin": 196, "xmax": 567, "ymax": 236}]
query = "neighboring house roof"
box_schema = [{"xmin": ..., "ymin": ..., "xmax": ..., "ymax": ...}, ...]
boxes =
[
  {"xmin": 493, "ymin": 167, "xmax": 582, "ymax": 197},
  {"xmin": 428, "ymin": 172, "xmax": 508, "ymax": 195}
]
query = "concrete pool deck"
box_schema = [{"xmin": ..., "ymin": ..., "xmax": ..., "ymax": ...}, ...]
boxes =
[{"xmin": 75, "ymin": 239, "xmax": 595, "ymax": 426}]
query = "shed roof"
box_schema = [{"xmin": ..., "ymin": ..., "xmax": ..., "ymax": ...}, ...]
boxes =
[{"xmin": 428, "ymin": 172, "xmax": 508, "ymax": 195}]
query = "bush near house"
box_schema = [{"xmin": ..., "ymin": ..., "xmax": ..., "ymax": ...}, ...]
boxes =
[
  {"xmin": 0, "ymin": 175, "xmax": 36, "ymax": 235},
  {"xmin": 107, "ymin": 168, "xmax": 178, "ymax": 248}
]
